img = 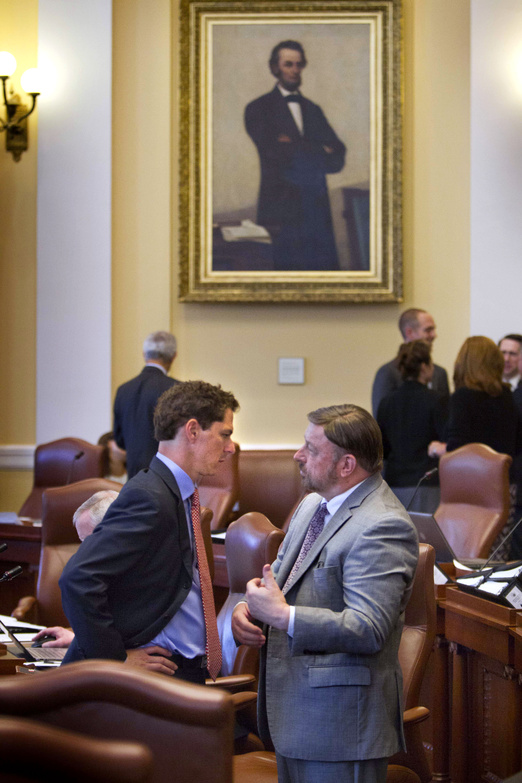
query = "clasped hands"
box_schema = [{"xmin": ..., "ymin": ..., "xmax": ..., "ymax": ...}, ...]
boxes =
[{"xmin": 231, "ymin": 564, "xmax": 290, "ymax": 648}]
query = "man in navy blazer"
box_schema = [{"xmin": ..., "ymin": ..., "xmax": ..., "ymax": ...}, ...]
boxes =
[
  {"xmin": 245, "ymin": 40, "xmax": 346, "ymax": 271},
  {"xmin": 61, "ymin": 380, "xmax": 239, "ymax": 682},
  {"xmin": 113, "ymin": 331, "xmax": 179, "ymax": 478},
  {"xmin": 232, "ymin": 404, "xmax": 418, "ymax": 782}
]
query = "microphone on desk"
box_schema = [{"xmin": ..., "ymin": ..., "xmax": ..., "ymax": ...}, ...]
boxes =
[
  {"xmin": 66, "ymin": 450, "xmax": 85, "ymax": 485},
  {"xmin": 406, "ymin": 468, "xmax": 439, "ymax": 511},
  {"xmin": 474, "ymin": 515, "xmax": 522, "ymax": 572},
  {"xmin": 0, "ymin": 543, "xmax": 7, "ymax": 555},
  {"xmin": 0, "ymin": 566, "xmax": 23, "ymax": 583}
]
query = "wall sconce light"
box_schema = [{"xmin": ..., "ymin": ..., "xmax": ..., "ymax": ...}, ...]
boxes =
[{"xmin": 0, "ymin": 51, "xmax": 40, "ymax": 162}]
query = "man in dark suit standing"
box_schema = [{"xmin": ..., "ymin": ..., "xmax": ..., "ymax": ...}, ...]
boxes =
[
  {"xmin": 113, "ymin": 331, "xmax": 179, "ymax": 478},
  {"xmin": 245, "ymin": 40, "xmax": 346, "ymax": 271},
  {"xmin": 61, "ymin": 380, "xmax": 239, "ymax": 683}
]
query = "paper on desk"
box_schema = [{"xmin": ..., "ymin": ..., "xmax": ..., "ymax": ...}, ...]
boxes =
[
  {"xmin": 434, "ymin": 564, "xmax": 449, "ymax": 585},
  {"xmin": 0, "ymin": 613, "xmax": 44, "ymax": 643},
  {"xmin": 478, "ymin": 581, "xmax": 509, "ymax": 596},
  {"xmin": 221, "ymin": 220, "xmax": 272, "ymax": 243},
  {"xmin": 0, "ymin": 512, "xmax": 20, "ymax": 524},
  {"xmin": 454, "ymin": 559, "xmax": 475, "ymax": 571},
  {"xmin": 491, "ymin": 564, "xmax": 522, "ymax": 580}
]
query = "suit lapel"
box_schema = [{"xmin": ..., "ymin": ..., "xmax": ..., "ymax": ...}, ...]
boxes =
[
  {"xmin": 148, "ymin": 456, "xmax": 193, "ymax": 576},
  {"xmin": 281, "ymin": 473, "xmax": 383, "ymax": 593}
]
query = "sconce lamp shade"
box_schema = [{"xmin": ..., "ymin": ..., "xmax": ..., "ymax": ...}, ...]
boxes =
[
  {"xmin": 0, "ymin": 51, "xmax": 17, "ymax": 78},
  {"xmin": 20, "ymin": 68, "xmax": 40, "ymax": 95}
]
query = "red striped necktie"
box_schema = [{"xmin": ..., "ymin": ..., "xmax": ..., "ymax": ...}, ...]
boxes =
[{"xmin": 190, "ymin": 487, "xmax": 222, "ymax": 680}]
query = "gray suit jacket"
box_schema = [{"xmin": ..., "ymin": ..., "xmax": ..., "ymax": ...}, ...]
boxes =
[
  {"xmin": 257, "ymin": 473, "xmax": 418, "ymax": 761},
  {"xmin": 372, "ymin": 358, "xmax": 449, "ymax": 416}
]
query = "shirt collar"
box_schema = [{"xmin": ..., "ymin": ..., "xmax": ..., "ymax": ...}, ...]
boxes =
[
  {"xmin": 145, "ymin": 361, "xmax": 167, "ymax": 375},
  {"xmin": 277, "ymin": 84, "xmax": 300, "ymax": 99},
  {"xmin": 324, "ymin": 479, "xmax": 366, "ymax": 520},
  {"xmin": 155, "ymin": 453, "xmax": 195, "ymax": 501}
]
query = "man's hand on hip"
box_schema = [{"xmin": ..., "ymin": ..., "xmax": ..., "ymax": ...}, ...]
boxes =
[
  {"xmin": 125, "ymin": 645, "xmax": 178, "ymax": 676},
  {"xmin": 246, "ymin": 564, "xmax": 291, "ymax": 632}
]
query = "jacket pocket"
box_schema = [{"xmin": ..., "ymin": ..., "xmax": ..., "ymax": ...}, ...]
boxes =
[{"xmin": 309, "ymin": 664, "xmax": 371, "ymax": 688}]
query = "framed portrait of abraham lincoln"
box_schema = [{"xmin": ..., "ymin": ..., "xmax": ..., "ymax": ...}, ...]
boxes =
[{"xmin": 179, "ymin": 0, "xmax": 402, "ymax": 303}]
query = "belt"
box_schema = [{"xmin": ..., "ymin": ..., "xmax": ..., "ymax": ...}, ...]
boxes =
[{"xmin": 169, "ymin": 652, "xmax": 208, "ymax": 670}]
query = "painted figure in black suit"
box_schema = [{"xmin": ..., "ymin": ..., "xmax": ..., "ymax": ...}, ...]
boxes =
[
  {"xmin": 61, "ymin": 381, "xmax": 239, "ymax": 683},
  {"xmin": 245, "ymin": 40, "xmax": 346, "ymax": 271},
  {"xmin": 113, "ymin": 331, "xmax": 179, "ymax": 478}
]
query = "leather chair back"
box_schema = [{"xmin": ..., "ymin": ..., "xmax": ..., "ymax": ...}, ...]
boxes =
[
  {"xmin": 198, "ymin": 442, "xmax": 240, "ymax": 530},
  {"xmin": 19, "ymin": 437, "xmax": 106, "ymax": 519},
  {"xmin": 0, "ymin": 715, "xmax": 152, "ymax": 783},
  {"xmin": 399, "ymin": 543, "xmax": 436, "ymax": 709},
  {"xmin": 236, "ymin": 450, "xmax": 303, "ymax": 529},
  {"xmin": 435, "ymin": 443, "xmax": 512, "ymax": 559},
  {"xmin": 0, "ymin": 660, "xmax": 235, "ymax": 783},
  {"xmin": 218, "ymin": 512, "xmax": 285, "ymax": 677},
  {"xmin": 36, "ymin": 478, "xmax": 122, "ymax": 627}
]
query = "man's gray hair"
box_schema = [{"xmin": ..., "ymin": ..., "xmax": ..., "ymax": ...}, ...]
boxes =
[
  {"xmin": 72, "ymin": 490, "xmax": 118, "ymax": 531},
  {"xmin": 143, "ymin": 331, "xmax": 177, "ymax": 363}
]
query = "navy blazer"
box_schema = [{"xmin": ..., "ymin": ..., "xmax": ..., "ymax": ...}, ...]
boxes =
[
  {"xmin": 113, "ymin": 366, "xmax": 178, "ymax": 478},
  {"xmin": 60, "ymin": 457, "xmax": 192, "ymax": 663}
]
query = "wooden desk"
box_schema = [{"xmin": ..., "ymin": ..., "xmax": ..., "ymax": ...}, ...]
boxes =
[
  {"xmin": 0, "ymin": 523, "xmax": 41, "ymax": 615},
  {"xmin": 443, "ymin": 586, "xmax": 522, "ymax": 782},
  {"xmin": 0, "ymin": 646, "xmax": 25, "ymax": 676}
]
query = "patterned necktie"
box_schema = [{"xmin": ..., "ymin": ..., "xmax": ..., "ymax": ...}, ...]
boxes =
[
  {"xmin": 190, "ymin": 487, "xmax": 222, "ymax": 680},
  {"xmin": 283, "ymin": 502, "xmax": 327, "ymax": 594}
]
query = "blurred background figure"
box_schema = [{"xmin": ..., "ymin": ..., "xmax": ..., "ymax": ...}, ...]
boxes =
[
  {"xmin": 377, "ymin": 340, "xmax": 447, "ymax": 513},
  {"xmin": 98, "ymin": 431, "xmax": 127, "ymax": 484},
  {"xmin": 113, "ymin": 331, "xmax": 179, "ymax": 478}
]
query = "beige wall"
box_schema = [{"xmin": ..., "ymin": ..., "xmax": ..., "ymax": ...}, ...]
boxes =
[
  {"xmin": 114, "ymin": 0, "xmax": 471, "ymax": 449},
  {"xmin": 0, "ymin": 0, "xmax": 38, "ymax": 507},
  {"xmin": 1, "ymin": 0, "xmax": 471, "ymax": 507}
]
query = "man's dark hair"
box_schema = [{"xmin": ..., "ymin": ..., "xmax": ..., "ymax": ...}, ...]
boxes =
[
  {"xmin": 307, "ymin": 404, "xmax": 383, "ymax": 474},
  {"xmin": 154, "ymin": 380, "xmax": 239, "ymax": 441},
  {"xmin": 498, "ymin": 334, "xmax": 522, "ymax": 347},
  {"xmin": 269, "ymin": 40, "xmax": 307, "ymax": 76},
  {"xmin": 398, "ymin": 308, "xmax": 427, "ymax": 340}
]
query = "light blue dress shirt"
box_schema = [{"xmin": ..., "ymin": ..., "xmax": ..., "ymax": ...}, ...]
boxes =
[{"xmin": 144, "ymin": 452, "xmax": 206, "ymax": 658}]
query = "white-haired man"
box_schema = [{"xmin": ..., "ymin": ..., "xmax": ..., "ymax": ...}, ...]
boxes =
[{"xmin": 113, "ymin": 331, "xmax": 179, "ymax": 478}]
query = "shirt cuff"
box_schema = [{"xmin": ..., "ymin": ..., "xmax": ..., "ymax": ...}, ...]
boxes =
[{"xmin": 287, "ymin": 606, "xmax": 295, "ymax": 637}]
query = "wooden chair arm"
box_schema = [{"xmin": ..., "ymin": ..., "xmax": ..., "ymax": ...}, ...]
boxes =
[
  {"xmin": 205, "ymin": 674, "xmax": 256, "ymax": 693},
  {"xmin": 403, "ymin": 706, "xmax": 430, "ymax": 726},
  {"xmin": 11, "ymin": 596, "xmax": 37, "ymax": 622}
]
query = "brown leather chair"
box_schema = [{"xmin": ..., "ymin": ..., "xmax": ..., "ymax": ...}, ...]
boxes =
[
  {"xmin": 19, "ymin": 437, "xmax": 107, "ymax": 519},
  {"xmin": 389, "ymin": 542, "xmax": 437, "ymax": 782},
  {"xmin": 0, "ymin": 659, "xmax": 235, "ymax": 783},
  {"xmin": 233, "ymin": 755, "xmax": 421, "ymax": 782},
  {"xmin": 12, "ymin": 478, "xmax": 122, "ymax": 626},
  {"xmin": 235, "ymin": 450, "xmax": 303, "ymax": 529},
  {"xmin": 214, "ymin": 512, "xmax": 285, "ymax": 680},
  {"xmin": 435, "ymin": 443, "xmax": 512, "ymax": 559},
  {"xmin": 198, "ymin": 442, "xmax": 240, "ymax": 530},
  {"xmin": 0, "ymin": 715, "xmax": 152, "ymax": 783}
]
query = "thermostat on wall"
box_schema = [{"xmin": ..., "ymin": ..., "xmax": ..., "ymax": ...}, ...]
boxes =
[{"xmin": 278, "ymin": 358, "xmax": 305, "ymax": 385}]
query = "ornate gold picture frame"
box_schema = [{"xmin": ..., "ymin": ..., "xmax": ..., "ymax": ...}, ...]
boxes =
[{"xmin": 179, "ymin": 0, "xmax": 402, "ymax": 303}]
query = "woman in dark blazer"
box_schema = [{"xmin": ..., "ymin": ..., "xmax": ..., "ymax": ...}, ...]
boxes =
[{"xmin": 377, "ymin": 340, "xmax": 447, "ymax": 512}]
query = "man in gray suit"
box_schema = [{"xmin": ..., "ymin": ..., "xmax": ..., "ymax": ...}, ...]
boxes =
[
  {"xmin": 232, "ymin": 404, "xmax": 418, "ymax": 783},
  {"xmin": 371, "ymin": 308, "xmax": 449, "ymax": 415}
]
